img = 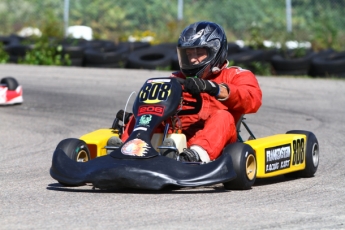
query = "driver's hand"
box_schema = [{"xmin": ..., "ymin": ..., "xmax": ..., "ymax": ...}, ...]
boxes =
[{"xmin": 184, "ymin": 78, "xmax": 219, "ymax": 96}]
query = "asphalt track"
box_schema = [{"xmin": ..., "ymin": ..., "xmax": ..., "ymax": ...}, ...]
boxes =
[{"xmin": 0, "ymin": 64, "xmax": 344, "ymax": 230}]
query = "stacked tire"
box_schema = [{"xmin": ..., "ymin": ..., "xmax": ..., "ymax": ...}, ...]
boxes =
[
  {"xmin": 0, "ymin": 35, "xmax": 13, "ymax": 46},
  {"xmin": 2, "ymin": 35, "xmax": 32, "ymax": 63},
  {"xmin": 270, "ymin": 50, "xmax": 315, "ymax": 76},
  {"xmin": 60, "ymin": 38, "xmax": 88, "ymax": 67},
  {"xmin": 61, "ymin": 45, "xmax": 85, "ymax": 66},
  {"xmin": 81, "ymin": 40, "xmax": 127, "ymax": 68},
  {"xmin": 126, "ymin": 43, "xmax": 175, "ymax": 70},
  {"xmin": 228, "ymin": 49, "xmax": 265, "ymax": 66},
  {"xmin": 2, "ymin": 34, "xmax": 345, "ymax": 78},
  {"xmin": 309, "ymin": 50, "xmax": 345, "ymax": 77}
]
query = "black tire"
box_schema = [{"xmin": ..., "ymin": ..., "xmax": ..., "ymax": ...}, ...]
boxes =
[
  {"xmin": 285, "ymin": 130, "xmax": 319, "ymax": 177},
  {"xmin": 127, "ymin": 46, "xmax": 174, "ymax": 69},
  {"xmin": 270, "ymin": 51, "xmax": 315, "ymax": 75},
  {"xmin": 152, "ymin": 43, "xmax": 176, "ymax": 50},
  {"xmin": 309, "ymin": 51, "xmax": 345, "ymax": 77},
  {"xmin": 227, "ymin": 42, "xmax": 241, "ymax": 55},
  {"xmin": 119, "ymin": 41, "xmax": 151, "ymax": 52},
  {"xmin": 171, "ymin": 53, "xmax": 179, "ymax": 71},
  {"xmin": 56, "ymin": 138, "xmax": 90, "ymax": 162},
  {"xmin": 223, "ymin": 143, "xmax": 257, "ymax": 190},
  {"xmin": 308, "ymin": 49, "xmax": 335, "ymax": 77},
  {"xmin": 83, "ymin": 45, "xmax": 129, "ymax": 68},
  {"xmin": 0, "ymin": 36, "xmax": 13, "ymax": 46},
  {"xmin": 262, "ymin": 49, "xmax": 279, "ymax": 62},
  {"xmin": 4, "ymin": 44, "xmax": 31, "ymax": 63},
  {"xmin": 68, "ymin": 58, "xmax": 84, "ymax": 67},
  {"xmin": 227, "ymin": 49, "xmax": 265, "ymax": 66},
  {"xmin": 2, "ymin": 34, "xmax": 23, "ymax": 46},
  {"xmin": 0, "ymin": 77, "xmax": 19, "ymax": 90},
  {"xmin": 90, "ymin": 40, "xmax": 117, "ymax": 50},
  {"xmin": 62, "ymin": 45, "xmax": 84, "ymax": 59},
  {"xmin": 61, "ymin": 45, "xmax": 85, "ymax": 66}
]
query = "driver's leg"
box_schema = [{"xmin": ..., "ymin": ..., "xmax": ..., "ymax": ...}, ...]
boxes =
[{"xmin": 187, "ymin": 110, "xmax": 236, "ymax": 160}]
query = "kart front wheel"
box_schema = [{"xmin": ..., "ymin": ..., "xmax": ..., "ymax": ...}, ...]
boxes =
[
  {"xmin": 56, "ymin": 138, "xmax": 90, "ymax": 162},
  {"xmin": 1, "ymin": 77, "xmax": 19, "ymax": 90},
  {"xmin": 285, "ymin": 130, "xmax": 319, "ymax": 177},
  {"xmin": 223, "ymin": 143, "xmax": 257, "ymax": 190}
]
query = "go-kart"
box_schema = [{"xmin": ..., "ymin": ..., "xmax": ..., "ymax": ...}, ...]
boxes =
[
  {"xmin": 0, "ymin": 77, "xmax": 23, "ymax": 105},
  {"xmin": 50, "ymin": 77, "xmax": 319, "ymax": 190}
]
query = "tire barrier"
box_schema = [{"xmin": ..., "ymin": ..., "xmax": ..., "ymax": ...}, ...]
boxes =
[
  {"xmin": 4, "ymin": 44, "xmax": 32, "ymax": 63},
  {"xmin": 119, "ymin": 41, "xmax": 151, "ymax": 52},
  {"xmin": 271, "ymin": 51, "xmax": 315, "ymax": 76},
  {"xmin": 1, "ymin": 34, "xmax": 345, "ymax": 77},
  {"xmin": 228, "ymin": 49, "xmax": 265, "ymax": 65},
  {"xmin": 83, "ymin": 39, "xmax": 117, "ymax": 51},
  {"xmin": 61, "ymin": 38, "xmax": 89, "ymax": 47},
  {"xmin": 0, "ymin": 35, "xmax": 31, "ymax": 63},
  {"xmin": 4, "ymin": 34, "xmax": 25, "ymax": 45},
  {"xmin": 262, "ymin": 49, "xmax": 279, "ymax": 62},
  {"xmin": 227, "ymin": 49, "xmax": 265, "ymax": 72},
  {"xmin": 83, "ymin": 45, "xmax": 129, "ymax": 68},
  {"xmin": 126, "ymin": 45, "xmax": 175, "ymax": 70},
  {"xmin": 171, "ymin": 53, "xmax": 180, "ymax": 71},
  {"xmin": 227, "ymin": 42, "xmax": 241, "ymax": 55},
  {"xmin": 152, "ymin": 43, "xmax": 178, "ymax": 71},
  {"xmin": 62, "ymin": 45, "xmax": 85, "ymax": 66},
  {"xmin": 309, "ymin": 50, "xmax": 345, "ymax": 77},
  {"xmin": 0, "ymin": 36, "xmax": 13, "ymax": 46}
]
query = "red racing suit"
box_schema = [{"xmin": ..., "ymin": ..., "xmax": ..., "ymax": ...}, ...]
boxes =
[{"xmin": 121, "ymin": 66, "xmax": 262, "ymax": 160}]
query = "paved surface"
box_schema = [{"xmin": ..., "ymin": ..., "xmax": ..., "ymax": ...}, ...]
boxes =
[{"xmin": 1, "ymin": 64, "xmax": 344, "ymax": 229}]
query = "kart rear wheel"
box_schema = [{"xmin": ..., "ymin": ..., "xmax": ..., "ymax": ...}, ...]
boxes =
[
  {"xmin": 285, "ymin": 130, "xmax": 319, "ymax": 177},
  {"xmin": 0, "ymin": 77, "xmax": 19, "ymax": 90},
  {"xmin": 56, "ymin": 138, "xmax": 90, "ymax": 162},
  {"xmin": 223, "ymin": 143, "xmax": 257, "ymax": 190}
]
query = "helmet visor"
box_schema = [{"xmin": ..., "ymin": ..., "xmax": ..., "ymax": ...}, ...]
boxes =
[{"xmin": 177, "ymin": 40, "xmax": 220, "ymax": 70}]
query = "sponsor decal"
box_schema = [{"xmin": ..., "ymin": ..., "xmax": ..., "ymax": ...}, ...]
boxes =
[
  {"xmin": 139, "ymin": 115, "xmax": 152, "ymax": 126},
  {"xmin": 138, "ymin": 105, "xmax": 165, "ymax": 117},
  {"xmin": 133, "ymin": 127, "xmax": 147, "ymax": 132},
  {"xmin": 121, "ymin": 138, "xmax": 150, "ymax": 156},
  {"xmin": 147, "ymin": 79, "xmax": 171, "ymax": 83},
  {"xmin": 265, "ymin": 144, "xmax": 291, "ymax": 173},
  {"xmin": 0, "ymin": 87, "xmax": 7, "ymax": 103},
  {"xmin": 292, "ymin": 138, "xmax": 305, "ymax": 165},
  {"xmin": 139, "ymin": 82, "xmax": 171, "ymax": 104}
]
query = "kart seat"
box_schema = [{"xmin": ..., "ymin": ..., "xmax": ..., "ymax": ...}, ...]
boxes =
[
  {"xmin": 236, "ymin": 114, "xmax": 256, "ymax": 141},
  {"xmin": 151, "ymin": 133, "xmax": 187, "ymax": 154},
  {"xmin": 236, "ymin": 115, "xmax": 244, "ymax": 132}
]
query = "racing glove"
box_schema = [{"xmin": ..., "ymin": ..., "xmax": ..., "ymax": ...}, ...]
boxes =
[
  {"xmin": 116, "ymin": 109, "xmax": 133, "ymax": 124},
  {"xmin": 179, "ymin": 148, "xmax": 201, "ymax": 162},
  {"xmin": 184, "ymin": 78, "xmax": 220, "ymax": 96}
]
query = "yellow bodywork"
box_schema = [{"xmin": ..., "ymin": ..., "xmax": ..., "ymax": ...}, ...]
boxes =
[
  {"xmin": 79, "ymin": 129, "xmax": 120, "ymax": 159},
  {"xmin": 245, "ymin": 134, "xmax": 307, "ymax": 178}
]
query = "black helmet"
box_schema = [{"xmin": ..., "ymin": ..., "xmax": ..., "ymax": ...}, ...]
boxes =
[{"xmin": 177, "ymin": 21, "xmax": 228, "ymax": 78}]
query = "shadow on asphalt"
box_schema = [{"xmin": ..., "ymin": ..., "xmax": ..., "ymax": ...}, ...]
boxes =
[
  {"xmin": 47, "ymin": 175, "xmax": 306, "ymax": 194},
  {"xmin": 253, "ymin": 175, "xmax": 301, "ymax": 187},
  {"xmin": 46, "ymin": 183, "xmax": 231, "ymax": 194}
]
